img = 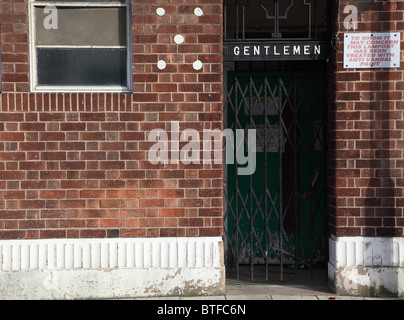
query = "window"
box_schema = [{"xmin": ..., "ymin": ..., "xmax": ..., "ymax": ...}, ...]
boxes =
[{"xmin": 29, "ymin": 0, "xmax": 131, "ymax": 92}]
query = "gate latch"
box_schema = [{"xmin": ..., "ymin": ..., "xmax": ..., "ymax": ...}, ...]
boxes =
[{"xmin": 303, "ymin": 168, "xmax": 322, "ymax": 200}]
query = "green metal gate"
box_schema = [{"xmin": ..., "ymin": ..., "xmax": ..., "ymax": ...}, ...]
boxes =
[
  {"xmin": 222, "ymin": 0, "xmax": 331, "ymax": 281},
  {"xmin": 223, "ymin": 60, "xmax": 329, "ymax": 280}
]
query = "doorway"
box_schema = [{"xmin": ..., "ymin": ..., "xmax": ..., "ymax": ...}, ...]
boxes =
[{"xmin": 222, "ymin": 0, "xmax": 331, "ymax": 282}]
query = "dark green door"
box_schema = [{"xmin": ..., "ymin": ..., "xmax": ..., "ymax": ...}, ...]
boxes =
[{"xmin": 224, "ymin": 61, "xmax": 329, "ymax": 279}]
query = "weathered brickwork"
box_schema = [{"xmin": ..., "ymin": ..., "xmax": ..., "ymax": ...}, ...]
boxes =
[
  {"xmin": 0, "ymin": 0, "xmax": 223, "ymax": 239},
  {"xmin": 329, "ymin": 0, "xmax": 404, "ymax": 237},
  {"xmin": 2, "ymin": 0, "xmax": 404, "ymax": 242}
]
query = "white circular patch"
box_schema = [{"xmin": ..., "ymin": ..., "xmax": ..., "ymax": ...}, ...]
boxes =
[
  {"xmin": 157, "ymin": 60, "xmax": 167, "ymax": 70},
  {"xmin": 156, "ymin": 7, "xmax": 165, "ymax": 16},
  {"xmin": 174, "ymin": 34, "xmax": 185, "ymax": 45},
  {"xmin": 193, "ymin": 60, "xmax": 203, "ymax": 71},
  {"xmin": 194, "ymin": 7, "xmax": 203, "ymax": 16}
]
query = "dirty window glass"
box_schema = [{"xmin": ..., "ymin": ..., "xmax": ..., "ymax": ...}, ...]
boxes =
[{"xmin": 31, "ymin": 1, "xmax": 131, "ymax": 91}]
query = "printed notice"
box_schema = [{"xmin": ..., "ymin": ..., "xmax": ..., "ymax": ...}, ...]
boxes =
[
  {"xmin": 344, "ymin": 33, "xmax": 400, "ymax": 68},
  {"xmin": 252, "ymin": 124, "xmax": 285, "ymax": 153}
]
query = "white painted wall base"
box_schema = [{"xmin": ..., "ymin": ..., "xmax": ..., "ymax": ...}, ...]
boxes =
[
  {"xmin": 328, "ymin": 236, "xmax": 404, "ymax": 297},
  {"xmin": 0, "ymin": 237, "xmax": 225, "ymax": 300}
]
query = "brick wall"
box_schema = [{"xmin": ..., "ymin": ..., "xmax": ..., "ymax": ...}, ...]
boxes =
[
  {"xmin": 329, "ymin": 0, "xmax": 404, "ymax": 237},
  {"xmin": 0, "ymin": 0, "xmax": 224, "ymax": 239}
]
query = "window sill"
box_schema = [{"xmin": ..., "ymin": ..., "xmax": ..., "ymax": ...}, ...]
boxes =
[{"xmin": 31, "ymin": 86, "xmax": 132, "ymax": 93}]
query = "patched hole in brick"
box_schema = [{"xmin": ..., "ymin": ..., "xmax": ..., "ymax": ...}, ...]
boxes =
[
  {"xmin": 194, "ymin": 7, "xmax": 203, "ymax": 16},
  {"xmin": 174, "ymin": 34, "xmax": 184, "ymax": 45},
  {"xmin": 193, "ymin": 60, "xmax": 203, "ymax": 70},
  {"xmin": 157, "ymin": 60, "xmax": 167, "ymax": 70},
  {"xmin": 156, "ymin": 7, "xmax": 165, "ymax": 16}
]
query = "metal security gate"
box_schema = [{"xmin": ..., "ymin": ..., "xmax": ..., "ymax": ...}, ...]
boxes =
[
  {"xmin": 223, "ymin": 61, "xmax": 329, "ymax": 281},
  {"xmin": 222, "ymin": 0, "xmax": 331, "ymax": 281}
]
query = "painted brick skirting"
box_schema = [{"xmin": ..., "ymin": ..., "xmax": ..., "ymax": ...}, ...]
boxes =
[
  {"xmin": 329, "ymin": 236, "xmax": 404, "ymax": 267},
  {"xmin": 328, "ymin": 236, "xmax": 404, "ymax": 297},
  {"xmin": 0, "ymin": 237, "xmax": 225, "ymax": 299}
]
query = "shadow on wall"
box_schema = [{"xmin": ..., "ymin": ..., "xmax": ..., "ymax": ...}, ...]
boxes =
[
  {"xmin": 360, "ymin": 0, "xmax": 401, "ymax": 296},
  {"xmin": 329, "ymin": 0, "xmax": 403, "ymax": 297}
]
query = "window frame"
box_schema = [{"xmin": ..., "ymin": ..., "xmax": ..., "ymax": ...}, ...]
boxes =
[{"xmin": 29, "ymin": 0, "xmax": 132, "ymax": 93}]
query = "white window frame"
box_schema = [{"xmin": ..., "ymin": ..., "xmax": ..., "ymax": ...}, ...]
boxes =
[{"xmin": 29, "ymin": 0, "xmax": 132, "ymax": 93}]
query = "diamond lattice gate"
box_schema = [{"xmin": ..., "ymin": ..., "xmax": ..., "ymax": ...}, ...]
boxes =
[
  {"xmin": 223, "ymin": 60, "xmax": 329, "ymax": 281},
  {"xmin": 222, "ymin": 0, "xmax": 331, "ymax": 282}
]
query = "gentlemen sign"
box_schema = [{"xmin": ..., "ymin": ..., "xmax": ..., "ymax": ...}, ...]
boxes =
[{"xmin": 223, "ymin": 41, "xmax": 330, "ymax": 61}]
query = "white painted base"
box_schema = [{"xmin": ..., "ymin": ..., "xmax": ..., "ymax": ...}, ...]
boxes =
[
  {"xmin": 328, "ymin": 236, "xmax": 404, "ymax": 297},
  {"xmin": 0, "ymin": 237, "xmax": 225, "ymax": 300}
]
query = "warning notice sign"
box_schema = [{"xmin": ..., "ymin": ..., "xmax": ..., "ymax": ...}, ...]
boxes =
[{"xmin": 344, "ymin": 33, "xmax": 401, "ymax": 68}]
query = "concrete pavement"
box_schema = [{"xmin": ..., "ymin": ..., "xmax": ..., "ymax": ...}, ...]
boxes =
[{"xmin": 133, "ymin": 279, "xmax": 403, "ymax": 300}]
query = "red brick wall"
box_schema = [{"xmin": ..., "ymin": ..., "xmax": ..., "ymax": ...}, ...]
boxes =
[
  {"xmin": 0, "ymin": 0, "xmax": 223, "ymax": 239},
  {"xmin": 329, "ymin": 0, "xmax": 404, "ymax": 237}
]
